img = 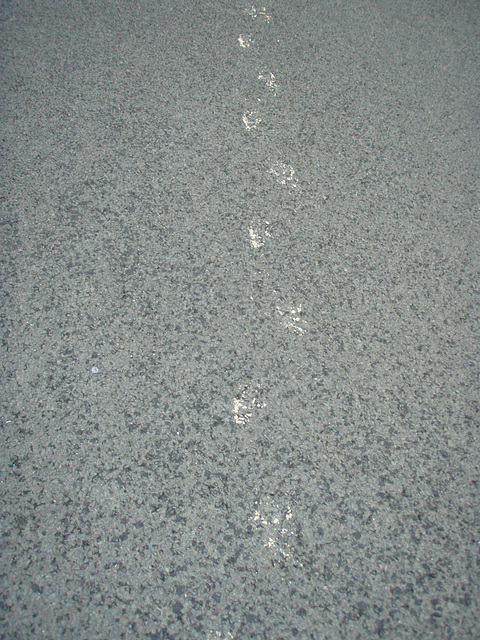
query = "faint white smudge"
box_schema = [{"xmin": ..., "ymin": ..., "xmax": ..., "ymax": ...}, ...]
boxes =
[
  {"xmin": 258, "ymin": 72, "xmax": 278, "ymax": 95},
  {"xmin": 276, "ymin": 304, "xmax": 306, "ymax": 334},
  {"xmin": 238, "ymin": 34, "xmax": 254, "ymax": 47},
  {"xmin": 242, "ymin": 110, "xmax": 261, "ymax": 130},
  {"xmin": 268, "ymin": 161, "xmax": 297, "ymax": 189},
  {"xmin": 233, "ymin": 387, "xmax": 266, "ymax": 425},
  {"xmin": 249, "ymin": 228, "xmax": 263, "ymax": 249},
  {"xmin": 233, "ymin": 397, "xmax": 252, "ymax": 425},
  {"xmin": 249, "ymin": 499, "xmax": 302, "ymax": 566},
  {"xmin": 245, "ymin": 5, "xmax": 272, "ymax": 22},
  {"xmin": 249, "ymin": 220, "xmax": 271, "ymax": 248}
]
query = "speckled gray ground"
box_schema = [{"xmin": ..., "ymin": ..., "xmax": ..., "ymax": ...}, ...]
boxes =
[{"xmin": 1, "ymin": 0, "xmax": 479, "ymax": 638}]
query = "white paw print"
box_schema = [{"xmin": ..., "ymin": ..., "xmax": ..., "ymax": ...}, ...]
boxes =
[
  {"xmin": 276, "ymin": 304, "xmax": 306, "ymax": 334},
  {"xmin": 238, "ymin": 34, "xmax": 254, "ymax": 48},
  {"xmin": 245, "ymin": 5, "xmax": 272, "ymax": 22},
  {"xmin": 242, "ymin": 110, "xmax": 262, "ymax": 130},
  {"xmin": 268, "ymin": 161, "xmax": 297, "ymax": 189},
  {"xmin": 233, "ymin": 387, "xmax": 266, "ymax": 425},
  {"xmin": 249, "ymin": 497, "xmax": 302, "ymax": 567},
  {"xmin": 249, "ymin": 220, "xmax": 271, "ymax": 248},
  {"xmin": 258, "ymin": 72, "xmax": 278, "ymax": 95}
]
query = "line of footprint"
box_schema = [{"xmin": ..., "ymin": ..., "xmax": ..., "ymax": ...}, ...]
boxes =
[
  {"xmin": 233, "ymin": 5, "xmax": 307, "ymax": 425},
  {"xmin": 227, "ymin": 10, "xmax": 305, "ymax": 576},
  {"xmin": 239, "ymin": 4, "xmax": 306, "ymax": 329}
]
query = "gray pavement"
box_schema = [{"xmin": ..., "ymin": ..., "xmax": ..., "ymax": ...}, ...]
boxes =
[{"xmin": 1, "ymin": 0, "xmax": 479, "ymax": 638}]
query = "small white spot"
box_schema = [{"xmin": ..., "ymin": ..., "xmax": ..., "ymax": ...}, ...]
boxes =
[
  {"xmin": 249, "ymin": 227, "xmax": 264, "ymax": 248},
  {"xmin": 91, "ymin": 366, "xmax": 99, "ymax": 374},
  {"xmin": 238, "ymin": 34, "xmax": 254, "ymax": 47},
  {"xmin": 233, "ymin": 398, "xmax": 252, "ymax": 425},
  {"xmin": 249, "ymin": 220, "xmax": 271, "ymax": 248},
  {"xmin": 268, "ymin": 161, "xmax": 297, "ymax": 189},
  {"xmin": 276, "ymin": 304, "xmax": 306, "ymax": 334},
  {"xmin": 258, "ymin": 72, "xmax": 278, "ymax": 95},
  {"xmin": 233, "ymin": 387, "xmax": 266, "ymax": 424},
  {"xmin": 242, "ymin": 110, "xmax": 261, "ymax": 130},
  {"xmin": 245, "ymin": 5, "xmax": 272, "ymax": 22}
]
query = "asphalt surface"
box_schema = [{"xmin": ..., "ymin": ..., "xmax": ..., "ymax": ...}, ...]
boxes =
[{"xmin": 1, "ymin": 0, "xmax": 479, "ymax": 638}]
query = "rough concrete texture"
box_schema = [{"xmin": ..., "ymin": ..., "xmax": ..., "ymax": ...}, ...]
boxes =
[{"xmin": 1, "ymin": 0, "xmax": 479, "ymax": 638}]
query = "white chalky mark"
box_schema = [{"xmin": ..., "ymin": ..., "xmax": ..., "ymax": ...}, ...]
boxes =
[
  {"xmin": 233, "ymin": 388, "xmax": 266, "ymax": 424},
  {"xmin": 233, "ymin": 398, "xmax": 252, "ymax": 425},
  {"xmin": 249, "ymin": 498, "xmax": 302, "ymax": 567},
  {"xmin": 276, "ymin": 305, "xmax": 306, "ymax": 334},
  {"xmin": 249, "ymin": 228, "xmax": 263, "ymax": 248},
  {"xmin": 245, "ymin": 5, "xmax": 272, "ymax": 22},
  {"xmin": 268, "ymin": 161, "xmax": 297, "ymax": 189},
  {"xmin": 238, "ymin": 34, "xmax": 254, "ymax": 47},
  {"xmin": 258, "ymin": 72, "xmax": 278, "ymax": 95},
  {"xmin": 242, "ymin": 110, "xmax": 261, "ymax": 130},
  {"xmin": 249, "ymin": 221, "xmax": 270, "ymax": 248}
]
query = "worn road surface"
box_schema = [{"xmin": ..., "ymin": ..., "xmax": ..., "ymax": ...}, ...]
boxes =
[{"xmin": 1, "ymin": 1, "xmax": 479, "ymax": 638}]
